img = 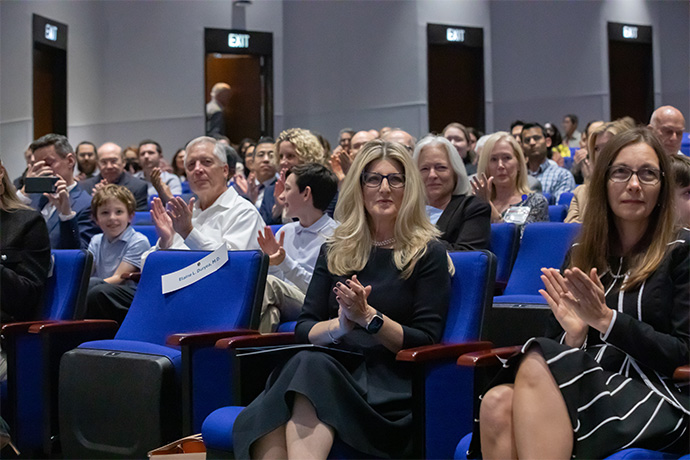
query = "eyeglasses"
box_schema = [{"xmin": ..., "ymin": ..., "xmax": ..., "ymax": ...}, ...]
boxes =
[
  {"xmin": 361, "ymin": 172, "xmax": 405, "ymax": 188},
  {"xmin": 607, "ymin": 165, "xmax": 662, "ymax": 185}
]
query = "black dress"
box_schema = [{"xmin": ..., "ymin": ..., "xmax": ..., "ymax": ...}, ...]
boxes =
[
  {"xmin": 470, "ymin": 230, "xmax": 690, "ymax": 459},
  {"xmin": 436, "ymin": 195, "xmax": 491, "ymax": 251},
  {"xmin": 233, "ymin": 240, "xmax": 451, "ymax": 459}
]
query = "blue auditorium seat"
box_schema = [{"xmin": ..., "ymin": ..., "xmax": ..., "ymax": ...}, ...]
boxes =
[
  {"xmin": 548, "ymin": 204, "xmax": 568, "ymax": 222},
  {"xmin": 53, "ymin": 250, "xmax": 267, "ymax": 458},
  {"xmin": 133, "ymin": 211, "xmax": 153, "ymax": 225},
  {"xmin": 557, "ymin": 191, "xmax": 574, "ymax": 207},
  {"xmin": 133, "ymin": 224, "xmax": 159, "ymax": 245},
  {"xmin": 484, "ymin": 223, "xmax": 581, "ymax": 347},
  {"xmin": 202, "ymin": 250, "xmax": 497, "ymax": 459},
  {"xmin": 0, "ymin": 250, "xmax": 93, "ymax": 456},
  {"xmin": 489, "ymin": 223, "xmax": 520, "ymax": 293}
]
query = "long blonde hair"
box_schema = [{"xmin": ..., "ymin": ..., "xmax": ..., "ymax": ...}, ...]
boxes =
[
  {"xmin": 328, "ymin": 140, "xmax": 440, "ymax": 279},
  {"xmin": 476, "ymin": 131, "xmax": 531, "ymax": 199},
  {"xmin": 571, "ymin": 128, "xmax": 676, "ymax": 289},
  {"xmin": 0, "ymin": 159, "xmax": 31, "ymax": 212}
]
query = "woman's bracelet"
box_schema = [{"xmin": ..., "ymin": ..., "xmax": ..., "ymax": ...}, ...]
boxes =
[{"xmin": 327, "ymin": 321, "xmax": 340, "ymax": 344}]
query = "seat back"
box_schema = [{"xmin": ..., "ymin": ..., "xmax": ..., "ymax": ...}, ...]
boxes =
[
  {"xmin": 442, "ymin": 251, "xmax": 497, "ymax": 344},
  {"xmin": 116, "ymin": 250, "xmax": 268, "ymax": 345},
  {"xmin": 132, "ymin": 225, "xmax": 159, "ymax": 246},
  {"xmin": 557, "ymin": 191, "xmax": 574, "ymax": 207},
  {"xmin": 489, "ymin": 223, "xmax": 519, "ymax": 290},
  {"xmin": 41, "ymin": 250, "xmax": 93, "ymax": 320},
  {"xmin": 133, "ymin": 211, "xmax": 153, "ymax": 225},
  {"xmin": 548, "ymin": 204, "xmax": 568, "ymax": 222},
  {"xmin": 502, "ymin": 223, "xmax": 581, "ymax": 297}
]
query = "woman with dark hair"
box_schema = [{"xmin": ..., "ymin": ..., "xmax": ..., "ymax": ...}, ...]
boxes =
[
  {"xmin": 475, "ymin": 128, "xmax": 689, "ymax": 459},
  {"xmin": 233, "ymin": 140, "xmax": 452, "ymax": 459},
  {"xmin": 442, "ymin": 122, "xmax": 476, "ymax": 175},
  {"xmin": 171, "ymin": 148, "xmax": 187, "ymax": 182},
  {"xmin": 544, "ymin": 122, "xmax": 569, "ymax": 167}
]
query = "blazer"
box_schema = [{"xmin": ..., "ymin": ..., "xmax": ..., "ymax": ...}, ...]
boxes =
[
  {"xmin": 0, "ymin": 208, "xmax": 51, "ymax": 322},
  {"xmin": 436, "ymin": 194, "xmax": 491, "ymax": 251},
  {"xmin": 29, "ymin": 184, "xmax": 100, "ymax": 250},
  {"xmin": 258, "ymin": 178, "xmax": 280, "ymax": 225},
  {"xmin": 81, "ymin": 172, "xmax": 148, "ymax": 211}
]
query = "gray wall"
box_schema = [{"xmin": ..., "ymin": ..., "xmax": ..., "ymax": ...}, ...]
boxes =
[
  {"xmin": 1, "ymin": 0, "xmax": 688, "ymax": 181},
  {"xmin": 0, "ymin": 0, "xmax": 283, "ymax": 179}
]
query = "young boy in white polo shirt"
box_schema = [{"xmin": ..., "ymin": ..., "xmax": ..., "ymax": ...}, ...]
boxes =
[{"xmin": 257, "ymin": 163, "xmax": 338, "ymax": 332}]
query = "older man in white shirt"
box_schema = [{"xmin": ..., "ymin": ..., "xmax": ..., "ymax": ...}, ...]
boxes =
[{"xmin": 86, "ymin": 136, "xmax": 265, "ymax": 324}]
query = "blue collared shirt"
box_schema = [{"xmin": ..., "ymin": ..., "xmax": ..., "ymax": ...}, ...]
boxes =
[
  {"xmin": 88, "ymin": 225, "xmax": 151, "ymax": 280},
  {"xmin": 528, "ymin": 159, "xmax": 575, "ymax": 201}
]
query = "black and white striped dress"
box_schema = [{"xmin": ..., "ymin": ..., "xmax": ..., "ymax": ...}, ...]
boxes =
[{"xmin": 473, "ymin": 230, "xmax": 690, "ymax": 459}]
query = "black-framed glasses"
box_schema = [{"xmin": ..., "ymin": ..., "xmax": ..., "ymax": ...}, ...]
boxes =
[
  {"xmin": 361, "ymin": 172, "xmax": 406, "ymax": 188},
  {"xmin": 607, "ymin": 165, "xmax": 663, "ymax": 185}
]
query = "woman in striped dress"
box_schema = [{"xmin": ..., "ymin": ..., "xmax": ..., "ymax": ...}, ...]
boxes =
[{"xmin": 475, "ymin": 128, "xmax": 689, "ymax": 459}]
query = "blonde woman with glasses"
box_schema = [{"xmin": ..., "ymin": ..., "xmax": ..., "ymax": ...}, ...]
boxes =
[{"xmin": 233, "ymin": 140, "xmax": 452, "ymax": 459}]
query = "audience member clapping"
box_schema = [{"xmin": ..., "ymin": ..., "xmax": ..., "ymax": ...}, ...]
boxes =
[{"xmin": 472, "ymin": 131, "xmax": 548, "ymax": 228}]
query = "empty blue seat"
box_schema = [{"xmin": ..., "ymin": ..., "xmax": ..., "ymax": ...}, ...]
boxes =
[
  {"xmin": 133, "ymin": 224, "xmax": 159, "ymax": 245},
  {"xmin": 548, "ymin": 204, "xmax": 568, "ymax": 222},
  {"xmin": 53, "ymin": 250, "xmax": 267, "ymax": 458}
]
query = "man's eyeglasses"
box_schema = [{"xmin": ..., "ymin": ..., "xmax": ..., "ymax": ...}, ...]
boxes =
[
  {"xmin": 607, "ymin": 165, "xmax": 662, "ymax": 185},
  {"xmin": 361, "ymin": 172, "xmax": 405, "ymax": 188}
]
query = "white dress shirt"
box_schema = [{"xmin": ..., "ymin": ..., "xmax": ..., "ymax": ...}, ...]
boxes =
[{"xmin": 143, "ymin": 186, "xmax": 265, "ymax": 264}]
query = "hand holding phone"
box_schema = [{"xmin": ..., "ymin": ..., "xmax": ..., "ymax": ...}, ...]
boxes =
[{"xmin": 24, "ymin": 176, "xmax": 59, "ymax": 194}]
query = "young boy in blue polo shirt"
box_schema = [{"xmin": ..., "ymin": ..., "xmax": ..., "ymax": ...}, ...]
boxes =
[
  {"xmin": 87, "ymin": 185, "xmax": 150, "ymax": 286},
  {"xmin": 257, "ymin": 163, "xmax": 338, "ymax": 332}
]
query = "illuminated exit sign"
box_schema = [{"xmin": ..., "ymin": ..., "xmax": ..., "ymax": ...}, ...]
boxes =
[
  {"xmin": 228, "ymin": 33, "xmax": 250, "ymax": 48},
  {"xmin": 447, "ymin": 28, "xmax": 465, "ymax": 43}
]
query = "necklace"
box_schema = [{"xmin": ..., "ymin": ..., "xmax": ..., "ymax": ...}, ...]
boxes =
[{"xmin": 372, "ymin": 237, "xmax": 395, "ymax": 247}]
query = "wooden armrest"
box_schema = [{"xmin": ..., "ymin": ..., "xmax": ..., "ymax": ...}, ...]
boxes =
[
  {"xmin": 2, "ymin": 320, "xmax": 58, "ymax": 337},
  {"xmin": 120, "ymin": 272, "xmax": 141, "ymax": 282},
  {"xmin": 673, "ymin": 365, "xmax": 690, "ymax": 381},
  {"xmin": 166, "ymin": 329, "xmax": 258, "ymax": 347},
  {"xmin": 396, "ymin": 341, "xmax": 492, "ymax": 363},
  {"xmin": 215, "ymin": 332, "xmax": 296, "ymax": 349},
  {"xmin": 27, "ymin": 319, "xmax": 119, "ymax": 334},
  {"xmin": 457, "ymin": 345, "xmax": 522, "ymax": 367}
]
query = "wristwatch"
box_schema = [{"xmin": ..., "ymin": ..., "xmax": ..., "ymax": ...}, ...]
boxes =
[{"xmin": 366, "ymin": 310, "xmax": 384, "ymax": 334}]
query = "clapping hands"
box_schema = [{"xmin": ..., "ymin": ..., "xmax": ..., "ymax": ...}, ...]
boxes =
[
  {"xmin": 257, "ymin": 226, "xmax": 286, "ymax": 266},
  {"xmin": 539, "ymin": 267, "xmax": 612, "ymax": 347}
]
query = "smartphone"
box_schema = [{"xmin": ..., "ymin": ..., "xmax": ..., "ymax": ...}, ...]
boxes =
[{"xmin": 24, "ymin": 176, "xmax": 59, "ymax": 194}]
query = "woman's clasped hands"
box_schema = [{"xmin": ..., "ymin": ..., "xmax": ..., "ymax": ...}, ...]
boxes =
[
  {"xmin": 539, "ymin": 267, "xmax": 613, "ymax": 347},
  {"xmin": 333, "ymin": 275, "xmax": 374, "ymax": 331}
]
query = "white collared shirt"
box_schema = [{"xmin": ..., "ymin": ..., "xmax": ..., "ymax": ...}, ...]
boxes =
[
  {"xmin": 142, "ymin": 186, "xmax": 265, "ymax": 264},
  {"xmin": 270, "ymin": 213, "xmax": 338, "ymax": 293}
]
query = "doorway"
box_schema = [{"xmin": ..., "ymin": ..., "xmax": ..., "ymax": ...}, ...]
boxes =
[
  {"xmin": 205, "ymin": 54, "xmax": 263, "ymax": 143},
  {"xmin": 32, "ymin": 14, "xmax": 67, "ymax": 138},
  {"xmin": 204, "ymin": 28, "xmax": 273, "ymax": 145},
  {"xmin": 427, "ymin": 24, "xmax": 485, "ymax": 133},
  {"xmin": 608, "ymin": 22, "xmax": 654, "ymax": 124}
]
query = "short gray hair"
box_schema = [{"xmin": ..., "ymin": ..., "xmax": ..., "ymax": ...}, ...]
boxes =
[
  {"xmin": 30, "ymin": 133, "xmax": 74, "ymax": 158},
  {"xmin": 185, "ymin": 136, "xmax": 227, "ymax": 166},
  {"xmin": 412, "ymin": 135, "xmax": 470, "ymax": 195}
]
